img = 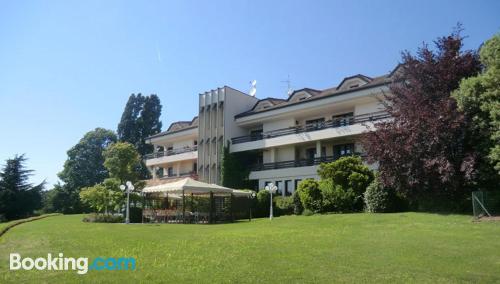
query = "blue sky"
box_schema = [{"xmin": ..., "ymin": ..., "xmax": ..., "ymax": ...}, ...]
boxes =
[{"xmin": 0, "ymin": 0, "xmax": 499, "ymax": 187}]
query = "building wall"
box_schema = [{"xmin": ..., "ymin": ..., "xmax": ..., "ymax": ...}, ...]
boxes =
[{"xmin": 198, "ymin": 86, "xmax": 258, "ymax": 185}]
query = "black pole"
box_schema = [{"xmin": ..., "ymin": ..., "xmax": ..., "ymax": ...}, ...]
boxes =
[
  {"xmin": 142, "ymin": 193, "xmax": 145, "ymax": 224},
  {"xmin": 230, "ymin": 193, "xmax": 235, "ymax": 223},
  {"xmin": 182, "ymin": 189, "xmax": 186, "ymax": 224},
  {"xmin": 209, "ymin": 191, "xmax": 213, "ymax": 224}
]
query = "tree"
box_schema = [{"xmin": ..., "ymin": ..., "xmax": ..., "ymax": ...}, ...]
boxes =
[
  {"xmin": 362, "ymin": 28, "xmax": 481, "ymax": 209},
  {"xmin": 57, "ymin": 128, "xmax": 116, "ymax": 213},
  {"xmin": 0, "ymin": 155, "xmax": 44, "ymax": 220},
  {"xmin": 80, "ymin": 182, "xmax": 122, "ymax": 215},
  {"xmin": 42, "ymin": 183, "xmax": 83, "ymax": 214},
  {"xmin": 117, "ymin": 94, "xmax": 162, "ymax": 179},
  {"xmin": 221, "ymin": 144, "xmax": 258, "ymax": 189},
  {"xmin": 452, "ymin": 34, "xmax": 500, "ymax": 183},
  {"xmin": 103, "ymin": 142, "xmax": 141, "ymax": 184}
]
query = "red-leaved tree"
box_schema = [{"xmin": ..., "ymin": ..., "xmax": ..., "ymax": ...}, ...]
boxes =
[{"xmin": 362, "ymin": 29, "xmax": 481, "ymax": 209}]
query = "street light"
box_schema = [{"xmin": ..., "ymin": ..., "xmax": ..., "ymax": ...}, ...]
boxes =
[
  {"xmin": 249, "ymin": 191, "xmax": 256, "ymax": 221},
  {"xmin": 265, "ymin": 183, "xmax": 277, "ymax": 220},
  {"xmin": 120, "ymin": 181, "xmax": 135, "ymax": 224}
]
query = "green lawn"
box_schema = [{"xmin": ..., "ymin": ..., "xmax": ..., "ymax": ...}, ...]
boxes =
[{"xmin": 1, "ymin": 213, "xmax": 499, "ymax": 283}]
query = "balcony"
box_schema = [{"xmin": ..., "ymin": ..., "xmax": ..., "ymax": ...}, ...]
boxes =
[
  {"xmin": 144, "ymin": 146, "xmax": 198, "ymax": 167},
  {"xmin": 232, "ymin": 111, "xmax": 389, "ymax": 145},
  {"xmin": 250, "ymin": 154, "xmax": 362, "ymax": 171}
]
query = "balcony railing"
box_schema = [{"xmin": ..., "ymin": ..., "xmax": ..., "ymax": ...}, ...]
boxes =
[
  {"xmin": 145, "ymin": 146, "xmax": 198, "ymax": 160},
  {"xmin": 231, "ymin": 111, "xmax": 390, "ymax": 144},
  {"xmin": 250, "ymin": 154, "xmax": 363, "ymax": 171},
  {"xmin": 159, "ymin": 171, "xmax": 198, "ymax": 179}
]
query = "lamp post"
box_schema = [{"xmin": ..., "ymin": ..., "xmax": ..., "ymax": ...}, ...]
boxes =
[
  {"xmin": 265, "ymin": 183, "xmax": 277, "ymax": 220},
  {"xmin": 249, "ymin": 191, "xmax": 256, "ymax": 221},
  {"xmin": 120, "ymin": 181, "xmax": 134, "ymax": 224}
]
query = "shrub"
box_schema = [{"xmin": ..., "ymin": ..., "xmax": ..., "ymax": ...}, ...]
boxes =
[
  {"xmin": 318, "ymin": 156, "xmax": 374, "ymax": 211},
  {"xmin": 275, "ymin": 196, "xmax": 294, "ymax": 215},
  {"xmin": 82, "ymin": 213, "xmax": 124, "ymax": 223},
  {"xmin": 292, "ymin": 191, "xmax": 303, "ymax": 215},
  {"xmin": 296, "ymin": 179, "xmax": 323, "ymax": 213},
  {"xmin": 255, "ymin": 189, "xmax": 271, "ymax": 217},
  {"xmin": 364, "ymin": 179, "xmax": 390, "ymax": 213},
  {"xmin": 302, "ymin": 209, "xmax": 314, "ymax": 216},
  {"xmin": 320, "ymin": 179, "xmax": 359, "ymax": 212},
  {"xmin": 128, "ymin": 207, "xmax": 143, "ymax": 223}
]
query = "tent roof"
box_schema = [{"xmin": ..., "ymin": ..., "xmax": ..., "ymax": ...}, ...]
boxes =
[{"xmin": 142, "ymin": 178, "xmax": 234, "ymax": 194}]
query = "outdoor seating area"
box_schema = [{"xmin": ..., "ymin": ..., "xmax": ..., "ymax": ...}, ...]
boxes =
[{"xmin": 141, "ymin": 178, "xmax": 252, "ymax": 224}]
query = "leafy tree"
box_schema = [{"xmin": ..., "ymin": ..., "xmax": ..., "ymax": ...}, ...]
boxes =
[
  {"xmin": 452, "ymin": 34, "xmax": 500, "ymax": 183},
  {"xmin": 80, "ymin": 184, "xmax": 118, "ymax": 214},
  {"xmin": 0, "ymin": 155, "xmax": 44, "ymax": 220},
  {"xmin": 103, "ymin": 142, "xmax": 141, "ymax": 184},
  {"xmin": 117, "ymin": 94, "xmax": 162, "ymax": 179},
  {"xmin": 59, "ymin": 128, "xmax": 117, "ymax": 191},
  {"xmin": 221, "ymin": 144, "xmax": 258, "ymax": 189},
  {"xmin": 362, "ymin": 29, "xmax": 481, "ymax": 209},
  {"xmin": 42, "ymin": 183, "xmax": 82, "ymax": 214},
  {"xmin": 57, "ymin": 128, "xmax": 116, "ymax": 213}
]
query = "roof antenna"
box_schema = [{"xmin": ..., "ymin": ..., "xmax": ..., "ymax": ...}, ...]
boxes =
[
  {"xmin": 281, "ymin": 75, "xmax": 293, "ymax": 96},
  {"xmin": 249, "ymin": 80, "xmax": 257, "ymax": 97}
]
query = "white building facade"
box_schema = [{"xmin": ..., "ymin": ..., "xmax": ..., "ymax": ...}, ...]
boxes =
[{"xmin": 145, "ymin": 68, "xmax": 398, "ymax": 192}]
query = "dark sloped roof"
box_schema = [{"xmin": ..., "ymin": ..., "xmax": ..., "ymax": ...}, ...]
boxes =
[
  {"xmin": 147, "ymin": 116, "xmax": 199, "ymax": 139},
  {"xmin": 235, "ymin": 67, "xmax": 397, "ymax": 119}
]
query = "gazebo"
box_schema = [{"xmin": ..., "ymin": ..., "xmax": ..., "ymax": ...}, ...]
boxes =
[{"xmin": 141, "ymin": 178, "xmax": 252, "ymax": 224}]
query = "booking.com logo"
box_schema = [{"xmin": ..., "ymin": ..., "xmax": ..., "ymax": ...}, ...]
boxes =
[{"xmin": 9, "ymin": 253, "xmax": 136, "ymax": 275}]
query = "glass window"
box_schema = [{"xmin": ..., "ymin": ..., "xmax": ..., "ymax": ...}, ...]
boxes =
[
  {"xmin": 294, "ymin": 179, "xmax": 302, "ymax": 191},
  {"xmin": 285, "ymin": 180, "xmax": 293, "ymax": 196},
  {"xmin": 332, "ymin": 112, "xmax": 354, "ymax": 127},
  {"xmin": 275, "ymin": 181, "xmax": 283, "ymax": 196},
  {"xmin": 333, "ymin": 144, "xmax": 355, "ymax": 159}
]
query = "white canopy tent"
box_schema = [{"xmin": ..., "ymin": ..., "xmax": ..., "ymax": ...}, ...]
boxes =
[
  {"xmin": 141, "ymin": 178, "xmax": 253, "ymax": 224},
  {"xmin": 142, "ymin": 177, "xmax": 251, "ymax": 196}
]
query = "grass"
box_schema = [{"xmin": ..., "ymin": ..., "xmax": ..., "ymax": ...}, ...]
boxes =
[{"xmin": 1, "ymin": 213, "xmax": 499, "ymax": 283}]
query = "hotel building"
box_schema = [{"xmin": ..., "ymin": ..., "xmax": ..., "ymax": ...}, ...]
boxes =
[{"xmin": 145, "ymin": 67, "xmax": 399, "ymax": 195}]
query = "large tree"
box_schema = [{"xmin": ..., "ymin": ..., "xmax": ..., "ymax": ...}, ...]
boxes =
[
  {"xmin": 0, "ymin": 155, "xmax": 44, "ymax": 220},
  {"xmin": 452, "ymin": 34, "xmax": 500, "ymax": 183},
  {"xmin": 57, "ymin": 128, "xmax": 117, "ymax": 212},
  {"xmin": 117, "ymin": 94, "xmax": 162, "ymax": 179},
  {"xmin": 362, "ymin": 29, "xmax": 481, "ymax": 209},
  {"xmin": 103, "ymin": 142, "xmax": 141, "ymax": 184}
]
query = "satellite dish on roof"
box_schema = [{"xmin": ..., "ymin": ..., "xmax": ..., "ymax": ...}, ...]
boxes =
[{"xmin": 249, "ymin": 80, "xmax": 257, "ymax": 97}]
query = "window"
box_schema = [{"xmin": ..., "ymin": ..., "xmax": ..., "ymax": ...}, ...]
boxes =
[
  {"xmin": 306, "ymin": 148, "xmax": 316, "ymax": 161},
  {"xmin": 275, "ymin": 181, "xmax": 283, "ymax": 196},
  {"xmin": 167, "ymin": 167, "xmax": 174, "ymax": 177},
  {"xmin": 193, "ymin": 163, "xmax": 197, "ymax": 173},
  {"xmin": 264, "ymin": 181, "xmax": 272, "ymax": 189},
  {"xmin": 294, "ymin": 179, "xmax": 302, "ymax": 191},
  {"xmin": 333, "ymin": 143, "xmax": 355, "ymax": 159},
  {"xmin": 332, "ymin": 112, "xmax": 354, "ymax": 127},
  {"xmin": 306, "ymin": 118, "xmax": 325, "ymax": 130},
  {"xmin": 285, "ymin": 180, "xmax": 293, "ymax": 196},
  {"xmin": 194, "ymin": 140, "xmax": 198, "ymax": 146},
  {"xmin": 250, "ymin": 129, "xmax": 263, "ymax": 140}
]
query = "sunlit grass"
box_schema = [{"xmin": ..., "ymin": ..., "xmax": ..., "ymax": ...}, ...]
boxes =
[{"xmin": 1, "ymin": 213, "xmax": 499, "ymax": 283}]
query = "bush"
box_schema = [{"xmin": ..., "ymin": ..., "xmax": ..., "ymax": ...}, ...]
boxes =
[
  {"xmin": 82, "ymin": 213, "xmax": 124, "ymax": 223},
  {"xmin": 364, "ymin": 179, "xmax": 390, "ymax": 213},
  {"xmin": 296, "ymin": 179, "xmax": 323, "ymax": 213},
  {"xmin": 275, "ymin": 196, "xmax": 294, "ymax": 215},
  {"xmin": 302, "ymin": 209, "xmax": 314, "ymax": 216},
  {"xmin": 292, "ymin": 191, "xmax": 303, "ymax": 215},
  {"xmin": 318, "ymin": 156, "xmax": 374, "ymax": 211},
  {"xmin": 255, "ymin": 189, "xmax": 271, "ymax": 218},
  {"xmin": 320, "ymin": 179, "xmax": 359, "ymax": 212}
]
